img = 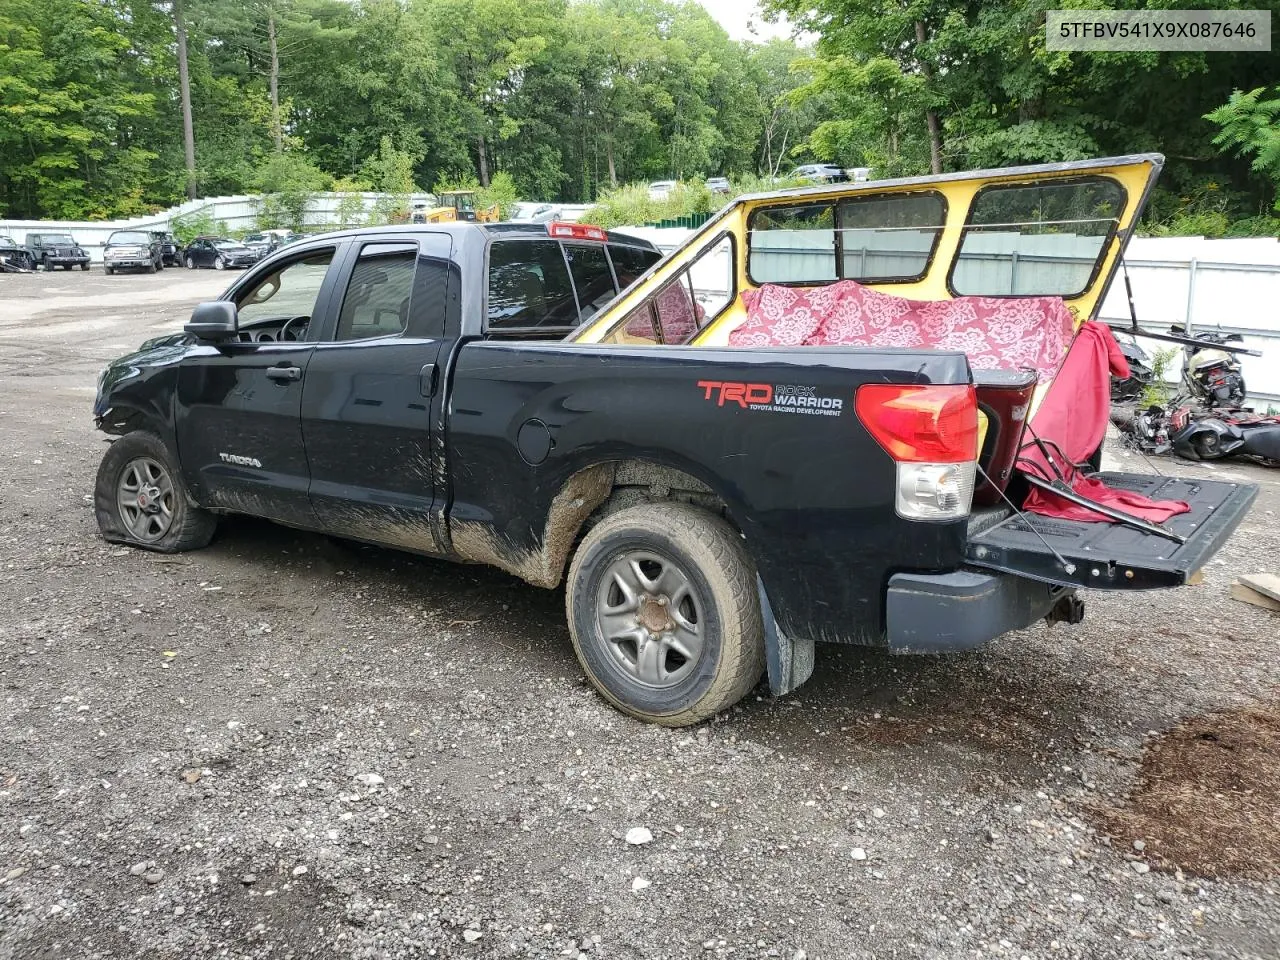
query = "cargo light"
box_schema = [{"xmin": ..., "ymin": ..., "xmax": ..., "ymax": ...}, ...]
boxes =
[
  {"xmin": 547, "ymin": 221, "xmax": 607, "ymax": 242},
  {"xmin": 856, "ymin": 383, "xmax": 979, "ymax": 521}
]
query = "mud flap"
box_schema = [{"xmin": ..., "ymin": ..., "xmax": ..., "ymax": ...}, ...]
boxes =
[{"xmin": 757, "ymin": 575, "xmax": 815, "ymax": 697}]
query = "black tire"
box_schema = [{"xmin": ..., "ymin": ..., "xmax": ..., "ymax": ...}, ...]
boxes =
[
  {"xmin": 80, "ymin": 262, "xmax": 89, "ymax": 271},
  {"xmin": 40, "ymin": 256, "xmax": 49, "ymax": 271},
  {"xmin": 95, "ymin": 431, "xmax": 216, "ymax": 553},
  {"xmin": 185, "ymin": 255, "xmax": 195, "ymax": 270},
  {"xmin": 148, "ymin": 259, "xmax": 158, "ymax": 273},
  {"xmin": 155, "ymin": 258, "xmax": 164, "ymax": 272},
  {"xmin": 565, "ymin": 502, "xmax": 765, "ymax": 726},
  {"xmin": 104, "ymin": 265, "xmax": 114, "ymax": 275},
  {"xmin": 214, "ymin": 255, "xmax": 226, "ymax": 271}
]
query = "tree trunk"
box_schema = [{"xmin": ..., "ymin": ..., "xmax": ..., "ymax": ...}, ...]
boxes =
[
  {"xmin": 477, "ymin": 134, "xmax": 490, "ymax": 187},
  {"xmin": 268, "ymin": 11, "xmax": 282, "ymax": 153},
  {"xmin": 174, "ymin": 0, "xmax": 197, "ymax": 198},
  {"xmin": 606, "ymin": 138, "xmax": 617, "ymax": 187},
  {"xmin": 914, "ymin": 20, "xmax": 943, "ymax": 175}
]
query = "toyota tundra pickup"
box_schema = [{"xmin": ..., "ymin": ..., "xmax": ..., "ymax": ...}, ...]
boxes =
[{"xmin": 93, "ymin": 155, "xmax": 1256, "ymax": 725}]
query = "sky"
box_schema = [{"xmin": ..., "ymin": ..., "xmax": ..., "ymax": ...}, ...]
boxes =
[{"xmin": 693, "ymin": 0, "xmax": 803, "ymax": 42}]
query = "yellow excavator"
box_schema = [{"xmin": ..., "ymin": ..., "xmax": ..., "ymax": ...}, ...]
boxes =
[{"xmin": 412, "ymin": 191, "xmax": 501, "ymax": 224}]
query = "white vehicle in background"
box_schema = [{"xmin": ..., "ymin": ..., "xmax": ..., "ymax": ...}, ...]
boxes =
[
  {"xmin": 241, "ymin": 229, "xmax": 299, "ymax": 256},
  {"xmin": 647, "ymin": 180, "xmax": 677, "ymax": 201},
  {"xmin": 509, "ymin": 202, "xmax": 563, "ymax": 223}
]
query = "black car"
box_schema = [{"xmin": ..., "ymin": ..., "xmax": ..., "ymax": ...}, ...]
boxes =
[
  {"xmin": 0, "ymin": 235, "xmax": 34, "ymax": 272},
  {"xmin": 183, "ymin": 237, "xmax": 260, "ymax": 270},
  {"xmin": 150, "ymin": 231, "xmax": 183, "ymax": 267},
  {"xmin": 25, "ymin": 232, "xmax": 91, "ymax": 270},
  {"xmin": 103, "ymin": 230, "xmax": 164, "ymax": 274}
]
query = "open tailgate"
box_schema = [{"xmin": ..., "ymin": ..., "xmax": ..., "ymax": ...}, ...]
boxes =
[{"xmin": 966, "ymin": 472, "xmax": 1257, "ymax": 589}]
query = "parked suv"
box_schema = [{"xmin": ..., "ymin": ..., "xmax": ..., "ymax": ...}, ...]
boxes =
[
  {"xmin": 104, "ymin": 230, "xmax": 164, "ymax": 274},
  {"xmin": 150, "ymin": 231, "xmax": 183, "ymax": 267},
  {"xmin": 25, "ymin": 232, "xmax": 91, "ymax": 271}
]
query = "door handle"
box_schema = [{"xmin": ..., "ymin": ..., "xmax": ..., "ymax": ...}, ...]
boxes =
[
  {"xmin": 265, "ymin": 364, "xmax": 302, "ymax": 382},
  {"xmin": 420, "ymin": 362, "xmax": 438, "ymax": 398}
]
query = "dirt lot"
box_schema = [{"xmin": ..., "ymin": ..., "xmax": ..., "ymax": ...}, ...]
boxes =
[{"xmin": 2, "ymin": 268, "xmax": 1279, "ymax": 959}]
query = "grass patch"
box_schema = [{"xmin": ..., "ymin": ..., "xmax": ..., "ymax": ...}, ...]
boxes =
[{"xmin": 1101, "ymin": 702, "xmax": 1280, "ymax": 879}]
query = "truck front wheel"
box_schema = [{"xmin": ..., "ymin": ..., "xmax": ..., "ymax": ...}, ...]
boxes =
[
  {"xmin": 94, "ymin": 431, "xmax": 217, "ymax": 552},
  {"xmin": 565, "ymin": 502, "xmax": 765, "ymax": 726}
]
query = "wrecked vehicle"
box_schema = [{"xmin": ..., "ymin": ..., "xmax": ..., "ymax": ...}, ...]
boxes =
[
  {"xmin": 0, "ymin": 235, "xmax": 34, "ymax": 272},
  {"xmin": 93, "ymin": 157, "xmax": 1256, "ymax": 726}
]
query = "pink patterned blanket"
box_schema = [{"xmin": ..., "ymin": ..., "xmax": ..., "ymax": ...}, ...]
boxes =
[{"xmin": 729, "ymin": 280, "xmax": 1074, "ymax": 377}]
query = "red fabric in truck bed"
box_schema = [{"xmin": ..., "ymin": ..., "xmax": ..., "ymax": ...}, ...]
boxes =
[
  {"xmin": 1020, "ymin": 321, "xmax": 1190, "ymax": 523},
  {"xmin": 730, "ymin": 280, "xmax": 1074, "ymax": 377}
]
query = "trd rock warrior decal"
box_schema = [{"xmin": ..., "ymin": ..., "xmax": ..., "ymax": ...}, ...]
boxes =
[{"xmin": 697, "ymin": 381, "xmax": 844, "ymax": 417}]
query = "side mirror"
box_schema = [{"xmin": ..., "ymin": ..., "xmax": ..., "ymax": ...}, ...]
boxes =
[{"xmin": 185, "ymin": 301, "xmax": 239, "ymax": 341}]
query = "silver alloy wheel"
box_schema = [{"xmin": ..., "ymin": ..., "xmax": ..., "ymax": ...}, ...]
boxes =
[
  {"xmin": 185, "ymin": 256, "xmax": 195, "ymax": 269},
  {"xmin": 596, "ymin": 550, "xmax": 704, "ymax": 688},
  {"xmin": 214, "ymin": 256, "xmax": 225, "ymax": 270},
  {"xmin": 116, "ymin": 457, "xmax": 175, "ymax": 542}
]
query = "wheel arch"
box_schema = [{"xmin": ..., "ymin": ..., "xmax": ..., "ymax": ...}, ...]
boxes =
[{"xmin": 457, "ymin": 457, "xmax": 742, "ymax": 591}]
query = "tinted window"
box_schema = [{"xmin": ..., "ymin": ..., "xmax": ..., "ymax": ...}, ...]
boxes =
[
  {"xmin": 110, "ymin": 232, "xmax": 151, "ymax": 245},
  {"xmin": 237, "ymin": 249, "xmax": 335, "ymax": 323},
  {"xmin": 408, "ymin": 233, "xmax": 453, "ymax": 339},
  {"xmin": 608, "ymin": 244, "xmax": 662, "ymax": 289},
  {"xmin": 951, "ymin": 178, "xmax": 1125, "ymax": 297},
  {"xmin": 335, "ymin": 242, "xmax": 418, "ymax": 341},
  {"xmin": 564, "ymin": 243, "xmax": 617, "ymax": 320},
  {"xmin": 487, "ymin": 239, "xmax": 577, "ymax": 331}
]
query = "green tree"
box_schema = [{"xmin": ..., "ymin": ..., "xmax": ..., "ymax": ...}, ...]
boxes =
[
  {"xmin": 252, "ymin": 150, "xmax": 331, "ymax": 229},
  {"xmin": 1207, "ymin": 87, "xmax": 1280, "ymax": 211}
]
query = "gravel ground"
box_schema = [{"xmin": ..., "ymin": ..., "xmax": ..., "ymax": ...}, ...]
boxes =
[{"xmin": 2, "ymin": 269, "xmax": 1279, "ymax": 959}]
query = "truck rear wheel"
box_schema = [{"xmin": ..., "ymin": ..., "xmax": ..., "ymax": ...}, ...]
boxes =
[
  {"xmin": 95, "ymin": 431, "xmax": 217, "ymax": 553},
  {"xmin": 565, "ymin": 502, "xmax": 765, "ymax": 726}
]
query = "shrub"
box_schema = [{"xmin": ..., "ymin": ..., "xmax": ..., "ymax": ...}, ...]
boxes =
[
  {"xmin": 579, "ymin": 173, "xmax": 810, "ymax": 229},
  {"xmin": 170, "ymin": 208, "xmax": 220, "ymax": 245},
  {"xmin": 252, "ymin": 152, "xmax": 332, "ymax": 231},
  {"xmin": 1141, "ymin": 346, "xmax": 1180, "ymax": 407}
]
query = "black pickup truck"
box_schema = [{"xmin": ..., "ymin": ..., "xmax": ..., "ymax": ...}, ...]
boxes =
[{"xmin": 93, "ymin": 210, "xmax": 1256, "ymax": 725}]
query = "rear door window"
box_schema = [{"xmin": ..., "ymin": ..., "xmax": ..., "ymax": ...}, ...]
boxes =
[{"xmin": 333, "ymin": 242, "xmax": 418, "ymax": 341}]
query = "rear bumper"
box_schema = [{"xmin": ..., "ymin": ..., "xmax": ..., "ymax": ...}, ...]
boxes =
[{"xmin": 885, "ymin": 568, "xmax": 1066, "ymax": 654}]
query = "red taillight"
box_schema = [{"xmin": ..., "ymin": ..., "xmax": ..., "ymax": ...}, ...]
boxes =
[
  {"xmin": 855, "ymin": 384, "xmax": 978, "ymax": 463},
  {"xmin": 548, "ymin": 221, "xmax": 607, "ymax": 242}
]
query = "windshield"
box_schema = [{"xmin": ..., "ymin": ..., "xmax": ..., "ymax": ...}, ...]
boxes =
[
  {"xmin": 213, "ymin": 239, "xmax": 241, "ymax": 249},
  {"xmin": 41, "ymin": 234, "xmax": 76, "ymax": 244},
  {"xmin": 109, "ymin": 231, "xmax": 150, "ymax": 245}
]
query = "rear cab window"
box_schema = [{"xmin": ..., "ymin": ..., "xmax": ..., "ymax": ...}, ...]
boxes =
[{"xmin": 484, "ymin": 236, "xmax": 661, "ymax": 339}]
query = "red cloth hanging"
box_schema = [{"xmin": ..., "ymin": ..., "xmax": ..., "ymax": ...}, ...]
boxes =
[{"xmin": 1021, "ymin": 322, "xmax": 1190, "ymax": 524}]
